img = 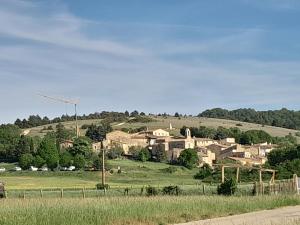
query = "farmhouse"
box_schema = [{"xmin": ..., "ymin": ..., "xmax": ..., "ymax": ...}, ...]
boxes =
[
  {"xmin": 60, "ymin": 140, "xmax": 74, "ymax": 150},
  {"xmin": 106, "ymin": 130, "xmax": 148, "ymax": 154},
  {"xmin": 196, "ymin": 147, "xmax": 216, "ymax": 167},
  {"xmin": 194, "ymin": 138, "xmax": 217, "ymax": 147}
]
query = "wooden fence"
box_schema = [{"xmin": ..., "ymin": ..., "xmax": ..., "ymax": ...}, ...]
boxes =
[{"xmin": 254, "ymin": 174, "xmax": 299, "ymax": 195}]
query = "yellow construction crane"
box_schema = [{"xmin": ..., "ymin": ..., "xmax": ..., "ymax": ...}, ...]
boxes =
[{"xmin": 38, "ymin": 94, "xmax": 80, "ymax": 138}]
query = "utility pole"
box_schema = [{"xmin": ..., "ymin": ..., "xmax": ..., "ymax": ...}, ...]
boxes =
[{"xmin": 101, "ymin": 141, "xmax": 106, "ymax": 193}]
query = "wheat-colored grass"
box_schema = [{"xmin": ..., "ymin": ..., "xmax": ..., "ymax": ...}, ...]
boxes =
[{"xmin": 0, "ymin": 195, "xmax": 299, "ymax": 225}]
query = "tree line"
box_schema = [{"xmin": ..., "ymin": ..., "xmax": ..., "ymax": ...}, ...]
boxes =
[
  {"xmin": 199, "ymin": 108, "xmax": 300, "ymax": 130},
  {"xmin": 13, "ymin": 111, "xmax": 150, "ymax": 129},
  {"xmin": 180, "ymin": 126, "xmax": 297, "ymax": 146}
]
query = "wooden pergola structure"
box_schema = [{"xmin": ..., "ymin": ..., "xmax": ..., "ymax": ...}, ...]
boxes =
[{"xmin": 214, "ymin": 164, "xmax": 276, "ymax": 184}]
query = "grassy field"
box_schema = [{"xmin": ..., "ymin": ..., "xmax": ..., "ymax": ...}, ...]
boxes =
[
  {"xmin": 26, "ymin": 116, "xmax": 300, "ymax": 141},
  {"xmin": 0, "ymin": 159, "xmax": 200, "ymax": 190},
  {"xmin": 0, "ymin": 195, "xmax": 299, "ymax": 225}
]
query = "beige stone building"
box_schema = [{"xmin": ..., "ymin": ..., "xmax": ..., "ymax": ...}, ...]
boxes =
[
  {"xmin": 106, "ymin": 130, "xmax": 148, "ymax": 154},
  {"xmin": 195, "ymin": 138, "xmax": 217, "ymax": 147},
  {"xmin": 196, "ymin": 148, "xmax": 216, "ymax": 167},
  {"xmin": 60, "ymin": 140, "xmax": 73, "ymax": 150},
  {"xmin": 227, "ymin": 156, "xmax": 267, "ymax": 166},
  {"xmin": 219, "ymin": 138, "xmax": 236, "ymax": 146}
]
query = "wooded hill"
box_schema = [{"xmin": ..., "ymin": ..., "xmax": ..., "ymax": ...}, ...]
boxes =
[{"xmin": 199, "ymin": 108, "xmax": 300, "ymax": 130}]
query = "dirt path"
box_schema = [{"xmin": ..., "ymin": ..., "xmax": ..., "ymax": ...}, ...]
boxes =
[{"xmin": 176, "ymin": 205, "xmax": 300, "ymax": 225}]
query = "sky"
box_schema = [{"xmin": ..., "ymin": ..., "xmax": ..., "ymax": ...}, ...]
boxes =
[{"xmin": 1, "ymin": 0, "xmax": 300, "ymax": 124}]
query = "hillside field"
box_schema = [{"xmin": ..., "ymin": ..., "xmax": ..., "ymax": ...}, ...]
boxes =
[{"xmin": 26, "ymin": 116, "xmax": 300, "ymax": 141}]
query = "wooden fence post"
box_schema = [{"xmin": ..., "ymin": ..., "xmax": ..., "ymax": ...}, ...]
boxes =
[
  {"xmin": 236, "ymin": 167, "xmax": 240, "ymax": 183},
  {"xmin": 23, "ymin": 190, "xmax": 25, "ymax": 199},
  {"xmin": 82, "ymin": 188, "xmax": 85, "ymax": 199},
  {"xmin": 61, "ymin": 188, "xmax": 64, "ymax": 198},
  {"xmin": 202, "ymin": 185, "xmax": 205, "ymax": 195},
  {"xmin": 40, "ymin": 189, "xmax": 43, "ymax": 198},
  {"xmin": 293, "ymin": 174, "xmax": 298, "ymax": 193},
  {"xmin": 259, "ymin": 169, "xmax": 262, "ymax": 184},
  {"xmin": 221, "ymin": 166, "xmax": 225, "ymax": 183}
]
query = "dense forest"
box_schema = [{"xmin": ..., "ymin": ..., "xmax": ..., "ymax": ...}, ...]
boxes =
[{"xmin": 199, "ymin": 108, "xmax": 300, "ymax": 130}]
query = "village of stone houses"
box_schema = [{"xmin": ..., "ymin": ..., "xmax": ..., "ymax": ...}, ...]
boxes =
[{"xmin": 1, "ymin": 110, "xmax": 300, "ymax": 225}]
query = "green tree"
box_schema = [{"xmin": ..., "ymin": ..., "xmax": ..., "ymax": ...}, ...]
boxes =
[
  {"xmin": 177, "ymin": 149, "xmax": 199, "ymax": 169},
  {"xmin": 73, "ymin": 154, "xmax": 86, "ymax": 169},
  {"xmin": 138, "ymin": 148, "xmax": 151, "ymax": 162},
  {"xmin": 56, "ymin": 123, "xmax": 75, "ymax": 147},
  {"xmin": 85, "ymin": 122, "xmax": 112, "ymax": 142},
  {"xmin": 194, "ymin": 163, "xmax": 213, "ymax": 180},
  {"xmin": 107, "ymin": 146, "xmax": 124, "ymax": 159},
  {"xmin": 37, "ymin": 136, "xmax": 59, "ymax": 170},
  {"xmin": 15, "ymin": 135, "xmax": 33, "ymax": 159},
  {"xmin": 19, "ymin": 153, "xmax": 34, "ymax": 170},
  {"xmin": 69, "ymin": 137, "xmax": 92, "ymax": 157},
  {"xmin": 155, "ymin": 146, "xmax": 167, "ymax": 162},
  {"xmin": 128, "ymin": 146, "xmax": 142, "ymax": 160},
  {"xmin": 33, "ymin": 155, "xmax": 46, "ymax": 168},
  {"xmin": 0, "ymin": 124, "xmax": 21, "ymax": 161},
  {"xmin": 59, "ymin": 151, "xmax": 73, "ymax": 167},
  {"xmin": 217, "ymin": 178, "xmax": 237, "ymax": 196}
]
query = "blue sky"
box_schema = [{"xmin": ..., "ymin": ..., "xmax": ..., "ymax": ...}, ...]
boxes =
[{"xmin": 1, "ymin": 0, "xmax": 300, "ymax": 123}]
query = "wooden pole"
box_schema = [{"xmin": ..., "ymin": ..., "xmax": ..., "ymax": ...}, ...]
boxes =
[
  {"xmin": 259, "ymin": 169, "xmax": 262, "ymax": 183},
  {"xmin": 40, "ymin": 189, "xmax": 43, "ymax": 198},
  {"xmin": 102, "ymin": 146, "xmax": 106, "ymax": 194},
  {"xmin": 82, "ymin": 188, "xmax": 85, "ymax": 199},
  {"xmin": 221, "ymin": 165, "xmax": 225, "ymax": 183},
  {"xmin": 236, "ymin": 167, "xmax": 240, "ymax": 183},
  {"xmin": 61, "ymin": 188, "xmax": 64, "ymax": 198}
]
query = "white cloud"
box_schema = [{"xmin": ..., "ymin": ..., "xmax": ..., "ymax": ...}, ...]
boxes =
[{"xmin": 0, "ymin": 1, "xmax": 142, "ymax": 56}]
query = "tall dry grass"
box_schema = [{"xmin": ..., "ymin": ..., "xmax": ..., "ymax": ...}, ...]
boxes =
[{"xmin": 0, "ymin": 195, "xmax": 299, "ymax": 225}]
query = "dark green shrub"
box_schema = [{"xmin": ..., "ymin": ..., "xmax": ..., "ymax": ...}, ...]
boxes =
[
  {"xmin": 96, "ymin": 183, "xmax": 110, "ymax": 190},
  {"xmin": 217, "ymin": 178, "xmax": 237, "ymax": 196},
  {"xmin": 107, "ymin": 146, "xmax": 124, "ymax": 159},
  {"xmin": 194, "ymin": 164, "xmax": 213, "ymax": 180},
  {"xmin": 162, "ymin": 186, "xmax": 181, "ymax": 195},
  {"xmin": 177, "ymin": 149, "xmax": 199, "ymax": 169},
  {"xmin": 138, "ymin": 148, "xmax": 151, "ymax": 162},
  {"xmin": 161, "ymin": 166, "xmax": 177, "ymax": 174},
  {"xmin": 81, "ymin": 124, "xmax": 90, "ymax": 129},
  {"xmin": 146, "ymin": 186, "xmax": 159, "ymax": 196}
]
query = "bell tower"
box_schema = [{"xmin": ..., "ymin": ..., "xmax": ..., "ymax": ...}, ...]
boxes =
[{"xmin": 185, "ymin": 128, "xmax": 191, "ymax": 139}]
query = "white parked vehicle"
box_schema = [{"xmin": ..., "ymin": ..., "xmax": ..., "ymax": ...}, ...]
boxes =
[
  {"xmin": 14, "ymin": 167, "xmax": 22, "ymax": 171},
  {"xmin": 0, "ymin": 168, "xmax": 5, "ymax": 172},
  {"xmin": 29, "ymin": 166, "xmax": 38, "ymax": 171},
  {"xmin": 60, "ymin": 167, "xmax": 67, "ymax": 171},
  {"xmin": 67, "ymin": 166, "xmax": 75, "ymax": 171},
  {"xmin": 40, "ymin": 167, "xmax": 48, "ymax": 171}
]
